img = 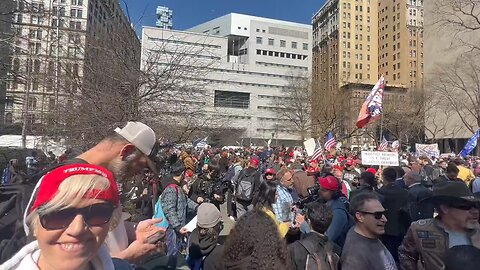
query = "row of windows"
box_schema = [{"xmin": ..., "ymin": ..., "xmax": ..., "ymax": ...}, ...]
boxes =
[
  {"xmin": 149, "ymin": 49, "xmax": 221, "ymax": 60},
  {"xmin": 147, "ymin": 37, "xmax": 222, "ymax": 49},
  {"xmin": 194, "ymin": 77, "xmax": 287, "ymax": 90},
  {"xmin": 8, "ymin": 77, "xmax": 78, "ymax": 94},
  {"xmin": 255, "ymin": 61, "xmax": 308, "ymax": 71},
  {"xmin": 256, "ymin": 49, "xmax": 308, "ymax": 60},
  {"xmin": 256, "ymin": 37, "xmax": 309, "ymax": 50}
]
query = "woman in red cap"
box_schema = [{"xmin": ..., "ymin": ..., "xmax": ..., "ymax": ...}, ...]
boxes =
[{"xmin": 1, "ymin": 164, "xmax": 134, "ymax": 270}]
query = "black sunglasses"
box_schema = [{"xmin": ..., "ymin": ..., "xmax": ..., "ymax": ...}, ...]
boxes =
[
  {"xmin": 39, "ymin": 203, "xmax": 115, "ymax": 230},
  {"xmin": 449, "ymin": 202, "xmax": 480, "ymax": 211},
  {"xmin": 358, "ymin": 210, "xmax": 387, "ymax": 220}
]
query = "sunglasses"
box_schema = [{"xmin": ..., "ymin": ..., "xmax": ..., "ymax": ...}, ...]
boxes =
[
  {"xmin": 39, "ymin": 203, "xmax": 115, "ymax": 230},
  {"xmin": 449, "ymin": 203, "xmax": 480, "ymax": 211},
  {"xmin": 359, "ymin": 210, "xmax": 387, "ymax": 220}
]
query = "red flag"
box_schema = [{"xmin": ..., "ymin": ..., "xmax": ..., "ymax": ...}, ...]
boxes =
[{"xmin": 356, "ymin": 76, "xmax": 385, "ymax": 128}]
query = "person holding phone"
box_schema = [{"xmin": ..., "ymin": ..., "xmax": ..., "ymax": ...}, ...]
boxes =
[{"xmin": 1, "ymin": 164, "xmax": 133, "ymax": 270}]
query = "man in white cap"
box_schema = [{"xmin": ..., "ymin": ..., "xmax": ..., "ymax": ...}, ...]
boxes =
[
  {"xmin": 77, "ymin": 121, "xmax": 160, "ymax": 180},
  {"xmin": 187, "ymin": 203, "xmax": 224, "ymax": 270},
  {"xmin": 76, "ymin": 121, "xmax": 165, "ymax": 264}
]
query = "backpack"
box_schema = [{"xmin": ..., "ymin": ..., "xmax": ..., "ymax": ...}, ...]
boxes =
[
  {"xmin": 0, "ymin": 158, "xmax": 88, "ymax": 263},
  {"xmin": 299, "ymin": 238, "xmax": 339, "ymax": 270},
  {"xmin": 153, "ymin": 184, "xmax": 179, "ymax": 228},
  {"xmin": 235, "ymin": 169, "xmax": 257, "ymax": 201}
]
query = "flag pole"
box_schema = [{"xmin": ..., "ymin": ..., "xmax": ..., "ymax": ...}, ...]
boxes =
[
  {"xmin": 379, "ymin": 76, "xmax": 385, "ymax": 145},
  {"xmin": 379, "ymin": 114, "xmax": 384, "ymax": 144}
]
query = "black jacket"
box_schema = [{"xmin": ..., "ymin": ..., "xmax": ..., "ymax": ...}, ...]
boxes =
[
  {"xmin": 288, "ymin": 232, "xmax": 341, "ymax": 270},
  {"xmin": 407, "ymin": 183, "xmax": 434, "ymax": 221},
  {"xmin": 188, "ymin": 228, "xmax": 224, "ymax": 270},
  {"xmin": 378, "ymin": 183, "xmax": 411, "ymax": 237}
]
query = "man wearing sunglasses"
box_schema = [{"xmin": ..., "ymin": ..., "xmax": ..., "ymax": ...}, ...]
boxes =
[
  {"xmin": 399, "ymin": 181, "xmax": 480, "ymax": 270},
  {"xmin": 341, "ymin": 192, "xmax": 397, "ymax": 270}
]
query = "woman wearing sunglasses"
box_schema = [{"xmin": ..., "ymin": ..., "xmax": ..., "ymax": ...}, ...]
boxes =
[{"xmin": 1, "ymin": 164, "xmax": 125, "ymax": 270}]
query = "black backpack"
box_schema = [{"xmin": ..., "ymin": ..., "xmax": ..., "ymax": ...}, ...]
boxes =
[
  {"xmin": 235, "ymin": 169, "xmax": 257, "ymax": 202},
  {"xmin": 298, "ymin": 237, "xmax": 340, "ymax": 270},
  {"xmin": 0, "ymin": 158, "xmax": 87, "ymax": 263}
]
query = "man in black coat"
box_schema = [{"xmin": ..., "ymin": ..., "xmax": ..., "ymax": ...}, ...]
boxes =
[
  {"xmin": 404, "ymin": 171, "xmax": 434, "ymax": 221},
  {"xmin": 378, "ymin": 167, "xmax": 411, "ymax": 263},
  {"xmin": 288, "ymin": 202, "xmax": 341, "ymax": 270}
]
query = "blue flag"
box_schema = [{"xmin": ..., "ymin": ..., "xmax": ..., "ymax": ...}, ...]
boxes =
[{"xmin": 460, "ymin": 129, "xmax": 480, "ymax": 157}]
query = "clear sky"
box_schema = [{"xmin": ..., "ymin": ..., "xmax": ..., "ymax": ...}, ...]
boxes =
[{"xmin": 120, "ymin": 0, "xmax": 325, "ymax": 31}]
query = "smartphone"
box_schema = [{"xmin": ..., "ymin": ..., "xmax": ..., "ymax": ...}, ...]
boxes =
[{"xmin": 146, "ymin": 231, "xmax": 166, "ymax": 244}]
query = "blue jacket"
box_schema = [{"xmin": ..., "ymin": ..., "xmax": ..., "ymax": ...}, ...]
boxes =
[{"xmin": 325, "ymin": 196, "xmax": 354, "ymax": 248}]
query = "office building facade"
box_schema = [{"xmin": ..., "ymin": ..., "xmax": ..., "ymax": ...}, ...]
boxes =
[
  {"xmin": 0, "ymin": 0, "xmax": 139, "ymax": 135},
  {"xmin": 312, "ymin": 0, "xmax": 420, "ymax": 148},
  {"xmin": 142, "ymin": 13, "xmax": 312, "ymax": 144}
]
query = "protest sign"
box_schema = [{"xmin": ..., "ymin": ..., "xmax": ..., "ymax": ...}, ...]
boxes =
[
  {"xmin": 416, "ymin": 143, "xmax": 440, "ymax": 158},
  {"xmin": 303, "ymin": 138, "xmax": 316, "ymax": 157},
  {"xmin": 361, "ymin": 151, "xmax": 399, "ymax": 166}
]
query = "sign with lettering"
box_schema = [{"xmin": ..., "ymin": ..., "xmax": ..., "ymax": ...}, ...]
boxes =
[{"xmin": 361, "ymin": 151, "xmax": 399, "ymax": 166}]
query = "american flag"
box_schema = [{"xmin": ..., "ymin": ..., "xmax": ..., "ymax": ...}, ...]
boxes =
[
  {"xmin": 324, "ymin": 132, "xmax": 336, "ymax": 151},
  {"xmin": 310, "ymin": 139, "xmax": 323, "ymax": 161},
  {"xmin": 378, "ymin": 137, "xmax": 388, "ymax": 151}
]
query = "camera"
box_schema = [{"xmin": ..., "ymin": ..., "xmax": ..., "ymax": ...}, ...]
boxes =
[
  {"xmin": 199, "ymin": 178, "xmax": 233, "ymax": 204},
  {"xmin": 294, "ymin": 186, "xmax": 320, "ymax": 210}
]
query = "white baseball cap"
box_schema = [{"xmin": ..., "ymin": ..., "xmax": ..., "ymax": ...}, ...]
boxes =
[{"xmin": 114, "ymin": 122, "xmax": 160, "ymax": 173}]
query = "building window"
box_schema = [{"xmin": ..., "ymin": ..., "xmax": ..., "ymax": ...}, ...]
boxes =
[
  {"xmin": 256, "ymin": 37, "xmax": 262, "ymax": 44},
  {"xmin": 71, "ymin": 0, "xmax": 83, "ymax": 5},
  {"xmin": 214, "ymin": 90, "xmax": 250, "ymax": 109},
  {"xmin": 49, "ymin": 98, "xmax": 56, "ymax": 111},
  {"xmin": 303, "ymin": 43, "xmax": 308, "ymax": 50},
  {"xmin": 5, "ymin": 113, "xmax": 12, "ymax": 124},
  {"xmin": 280, "ymin": 40, "xmax": 286, "ymax": 47},
  {"xmin": 268, "ymin": 38, "xmax": 274, "ymax": 46},
  {"xmin": 70, "ymin": 9, "xmax": 83, "ymax": 18},
  {"xmin": 291, "ymin": 42, "xmax": 297, "ymax": 49},
  {"xmin": 28, "ymin": 97, "xmax": 37, "ymax": 110}
]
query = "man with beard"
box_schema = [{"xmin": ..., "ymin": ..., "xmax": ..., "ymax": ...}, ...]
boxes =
[
  {"xmin": 76, "ymin": 121, "xmax": 166, "ymax": 264},
  {"xmin": 399, "ymin": 181, "xmax": 480, "ymax": 270},
  {"xmin": 343, "ymin": 159, "xmax": 360, "ymax": 190},
  {"xmin": 341, "ymin": 192, "xmax": 396, "ymax": 270}
]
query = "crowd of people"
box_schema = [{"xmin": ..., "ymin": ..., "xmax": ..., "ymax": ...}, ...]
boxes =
[{"xmin": 1, "ymin": 121, "xmax": 480, "ymax": 270}]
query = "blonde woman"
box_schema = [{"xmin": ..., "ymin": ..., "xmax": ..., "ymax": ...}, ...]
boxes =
[{"xmin": 1, "ymin": 164, "xmax": 126, "ymax": 270}]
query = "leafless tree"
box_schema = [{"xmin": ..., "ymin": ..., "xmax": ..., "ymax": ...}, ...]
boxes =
[
  {"xmin": 271, "ymin": 72, "xmax": 311, "ymax": 141},
  {"xmin": 311, "ymin": 84, "xmax": 350, "ymax": 139},
  {"xmin": 382, "ymin": 89, "xmax": 427, "ymax": 144},
  {"xmin": 429, "ymin": 56, "xmax": 480, "ymax": 134},
  {"xmin": 430, "ymin": 0, "xmax": 480, "ymax": 53}
]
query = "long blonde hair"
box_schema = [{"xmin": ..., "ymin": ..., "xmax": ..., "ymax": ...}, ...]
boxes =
[{"xmin": 26, "ymin": 174, "xmax": 121, "ymax": 233}]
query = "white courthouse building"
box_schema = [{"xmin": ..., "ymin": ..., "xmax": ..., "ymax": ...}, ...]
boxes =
[{"xmin": 141, "ymin": 13, "xmax": 312, "ymax": 145}]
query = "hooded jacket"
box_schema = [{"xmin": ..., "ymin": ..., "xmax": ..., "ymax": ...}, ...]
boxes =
[{"xmin": 188, "ymin": 228, "xmax": 224, "ymax": 270}]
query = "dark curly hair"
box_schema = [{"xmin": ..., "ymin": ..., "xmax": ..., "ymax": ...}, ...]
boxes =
[{"xmin": 223, "ymin": 209, "xmax": 291, "ymax": 270}]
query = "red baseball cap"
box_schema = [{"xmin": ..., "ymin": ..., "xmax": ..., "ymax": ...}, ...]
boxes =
[
  {"xmin": 30, "ymin": 164, "xmax": 119, "ymax": 213},
  {"xmin": 265, "ymin": 168, "xmax": 276, "ymax": 175},
  {"xmin": 310, "ymin": 159, "xmax": 318, "ymax": 164},
  {"xmin": 318, "ymin": 176, "xmax": 340, "ymax": 191},
  {"xmin": 250, "ymin": 157, "xmax": 259, "ymax": 166},
  {"xmin": 366, "ymin": 168, "xmax": 377, "ymax": 175},
  {"xmin": 345, "ymin": 159, "xmax": 354, "ymax": 166}
]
